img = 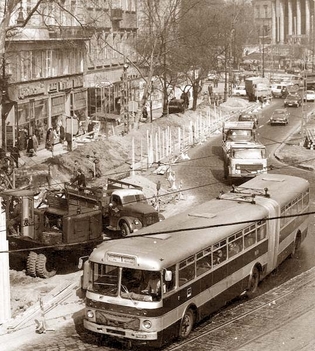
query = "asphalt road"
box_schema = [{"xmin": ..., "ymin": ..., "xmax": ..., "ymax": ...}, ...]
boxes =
[{"xmin": 6, "ymin": 96, "xmax": 315, "ymax": 350}]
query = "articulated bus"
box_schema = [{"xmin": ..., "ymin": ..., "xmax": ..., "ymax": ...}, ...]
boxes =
[{"xmin": 81, "ymin": 174, "xmax": 309, "ymax": 348}]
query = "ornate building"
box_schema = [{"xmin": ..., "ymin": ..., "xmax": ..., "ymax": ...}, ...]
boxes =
[{"xmin": 254, "ymin": 0, "xmax": 315, "ymax": 45}]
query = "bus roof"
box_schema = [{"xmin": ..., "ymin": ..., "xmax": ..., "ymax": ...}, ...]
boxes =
[
  {"xmin": 89, "ymin": 174, "xmax": 309, "ymax": 270},
  {"xmin": 239, "ymin": 174, "xmax": 309, "ymax": 206}
]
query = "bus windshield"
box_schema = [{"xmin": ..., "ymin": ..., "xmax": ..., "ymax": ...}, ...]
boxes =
[{"xmin": 91, "ymin": 263, "xmax": 163, "ymax": 302}]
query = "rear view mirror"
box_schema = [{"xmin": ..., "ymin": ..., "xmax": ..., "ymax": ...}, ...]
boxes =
[{"xmin": 165, "ymin": 270, "xmax": 172, "ymax": 282}]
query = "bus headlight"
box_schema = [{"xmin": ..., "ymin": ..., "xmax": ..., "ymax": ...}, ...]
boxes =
[
  {"xmin": 142, "ymin": 320, "xmax": 152, "ymax": 329},
  {"xmin": 86, "ymin": 310, "xmax": 95, "ymax": 319}
]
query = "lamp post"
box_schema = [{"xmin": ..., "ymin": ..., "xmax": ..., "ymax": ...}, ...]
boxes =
[
  {"xmin": 121, "ymin": 63, "xmax": 129, "ymax": 134},
  {"xmin": 149, "ymin": 78, "xmax": 154, "ymax": 123}
]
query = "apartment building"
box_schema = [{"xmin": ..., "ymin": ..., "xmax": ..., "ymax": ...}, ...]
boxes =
[{"xmin": 1, "ymin": 0, "xmax": 139, "ymax": 151}]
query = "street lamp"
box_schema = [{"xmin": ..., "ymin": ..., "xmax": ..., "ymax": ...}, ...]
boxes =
[
  {"xmin": 121, "ymin": 63, "xmax": 129, "ymax": 134},
  {"xmin": 149, "ymin": 78, "xmax": 154, "ymax": 123}
]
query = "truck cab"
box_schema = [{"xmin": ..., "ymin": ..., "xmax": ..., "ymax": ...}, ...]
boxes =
[{"xmin": 224, "ymin": 142, "xmax": 268, "ymax": 180}]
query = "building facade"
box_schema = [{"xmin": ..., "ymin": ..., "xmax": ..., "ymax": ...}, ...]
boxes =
[
  {"xmin": 1, "ymin": 0, "xmax": 141, "ymax": 152},
  {"xmin": 254, "ymin": 0, "xmax": 315, "ymax": 45}
]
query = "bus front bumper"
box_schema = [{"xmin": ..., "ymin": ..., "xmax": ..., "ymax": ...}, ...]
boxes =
[{"xmin": 84, "ymin": 319, "xmax": 158, "ymax": 341}]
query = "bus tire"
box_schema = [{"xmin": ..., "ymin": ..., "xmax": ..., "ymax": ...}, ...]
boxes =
[
  {"xmin": 179, "ymin": 308, "xmax": 195, "ymax": 339},
  {"xmin": 36, "ymin": 253, "xmax": 57, "ymax": 278},
  {"xmin": 290, "ymin": 235, "xmax": 301, "ymax": 259},
  {"xmin": 120, "ymin": 222, "xmax": 130, "ymax": 237},
  {"xmin": 246, "ymin": 266, "xmax": 260, "ymax": 298},
  {"xmin": 26, "ymin": 251, "xmax": 38, "ymax": 277}
]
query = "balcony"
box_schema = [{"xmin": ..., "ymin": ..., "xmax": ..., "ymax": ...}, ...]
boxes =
[{"xmin": 47, "ymin": 26, "xmax": 94, "ymax": 40}]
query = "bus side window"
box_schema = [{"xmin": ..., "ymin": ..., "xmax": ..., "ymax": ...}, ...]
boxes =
[
  {"xmin": 196, "ymin": 255, "xmax": 211, "ymax": 276},
  {"xmin": 179, "ymin": 264, "xmax": 195, "ymax": 286},
  {"xmin": 244, "ymin": 232, "xmax": 256, "ymax": 248},
  {"xmin": 257, "ymin": 226, "xmax": 266, "ymax": 241},
  {"xmin": 213, "ymin": 245, "xmax": 227, "ymax": 265}
]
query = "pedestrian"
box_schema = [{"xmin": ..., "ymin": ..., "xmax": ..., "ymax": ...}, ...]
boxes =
[
  {"xmin": 70, "ymin": 168, "xmax": 86, "ymax": 191},
  {"xmin": 73, "ymin": 160, "xmax": 79, "ymax": 178},
  {"xmin": 45, "ymin": 128, "xmax": 54, "ymax": 152},
  {"xmin": 32, "ymin": 133, "xmax": 38, "ymax": 154},
  {"xmin": 208, "ymin": 84, "xmax": 213, "ymax": 97},
  {"xmin": 87, "ymin": 120, "xmax": 94, "ymax": 138},
  {"xmin": 26, "ymin": 135, "xmax": 34, "ymax": 157},
  {"xmin": 59, "ymin": 124, "xmax": 65, "ymax": 144},
  {"xmin": 142, "ymin": 106, "xmax": 148, "ymax": 119},
  {"xmin": 65, "ymin": 132, "xmax": 72, "ymax": 151}
]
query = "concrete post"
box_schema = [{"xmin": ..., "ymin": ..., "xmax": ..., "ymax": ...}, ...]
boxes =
[{"xmin": 0, "ymin": 196, "xmax": 11, "ymax": 324}]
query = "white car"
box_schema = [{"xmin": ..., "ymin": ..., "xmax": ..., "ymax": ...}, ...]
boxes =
[
  {"xmin": 304, "ymin": 90, "xmax": 315, "ymax": 102},
  {"xmin": 232, "ymin": 85, "xmax": 246, "ymax": 96}
]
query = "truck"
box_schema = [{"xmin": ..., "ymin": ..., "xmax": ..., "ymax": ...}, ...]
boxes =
[
  {"xmin": 2, "ymin": 178, "xmax": 163, "ymax": 278},
  {"xmin": 222, "ymin": 121, "xmax": 268, "ymax": 180},
  {"xmin": 245, "ymin": 76, "xmax": 272, "ymax": 102},
  {"xmin": 223, "ymin": 142, "xmax": 268, "ymax": 180}
]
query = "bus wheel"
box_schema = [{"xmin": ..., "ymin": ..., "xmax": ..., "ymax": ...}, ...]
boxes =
[
  {"xmin": 246, "ymin": 266, "xmax": 260, "ymax": 298},
  {"xmin": 290, "ymin": 235, "xmax": 301, "ymax": 258},
  {"xmin": 36, "ymin": 253, "xmax": 56, "ymax": 278},
  {"xmin": 179, "ymin": 308, "xmax": 195, "ymax": 339},
  {"xmin": 120, "ymin": 222, "xmax": 130, "ymax": 237},
  {"xmin": 26, "ymin": 251, "xmax": 38, "ymax": 277}
]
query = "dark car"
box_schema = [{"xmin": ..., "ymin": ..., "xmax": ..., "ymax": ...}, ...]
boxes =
[
  {"xmin": 284, "ymin": 93, "xmax": 302, "ymax": 107},
  {"xmin": 270, "ymin": 108, "xmax": 290, "ymax": 125},
  {"xmin": 168, "ymin": 98, "xmax": 185, "ymax": 114},
  {"xmin": 238, "ymin": 113, "xmax": 258, "ymax": 126}
]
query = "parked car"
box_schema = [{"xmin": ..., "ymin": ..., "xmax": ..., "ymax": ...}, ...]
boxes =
[
  {"xmin": 232, "ymin": 85, "xmax": 247, "ymax": 97},
  {"xmin": 303, "ymin": 90, "xmax": 315, "ymax": 102},
  {"xmin": 238, "ymin": 113, "xmax": 258, "ymax": 126},
  {"xmin": 168, "ymin": 98, "xmax": 185, "ymax": 114},
  {"xmin": 284, "ymin": 93, "xmax": 302, "ymax": 107},
  {"xmin": 270, "ymin": 108, "xmax": 290, "ymax": 125}
]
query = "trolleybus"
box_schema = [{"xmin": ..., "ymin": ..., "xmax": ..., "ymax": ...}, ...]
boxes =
[{"xmin": 81, "ymin": 174, "xmax": 309, "ymax": 348}]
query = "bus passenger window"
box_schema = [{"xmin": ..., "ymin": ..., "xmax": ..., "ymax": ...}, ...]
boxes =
[
  {"xmin": 228, "ymin": 240, "xmax": 241, "ymax": 258},
  {"xmin": 196, "ymin": 255, "xmax": 211, "ymax": 276},
  {"xmin": 179, "ymin": 264, "xmax": 195, "ymax": 286},
  {"xmin": 213, "ymin": 246, "xmax": 227, "ymax": 265},
  {"xmin": 257, "ymin": 226, "xmax": 266, "ymax": 241},
  {"xmin": 244, "ymin": 232, "xmax": 256, "ymax": 248}
]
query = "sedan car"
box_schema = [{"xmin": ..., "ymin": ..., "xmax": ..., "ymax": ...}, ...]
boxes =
[
  {"xmin": 270, "ymin": 108, "xmax": 290, "ymax": 125},
  {"xmin": 232, "ymin": 85, "xmax": 247, "ymax": 97},
  {"xmin": 238, "ymin": 113, "xmax": 258, "ymax": 126},
  {"xmin": 303, "ymin": 90, "xmax": 315, "ymax": 102},
  {"xmin": 283, "ymin": 93, "xmax": 302, "ymax": 107},
  {"xmin": 168, "ymin": 98, "xmax": 185, "ymax": 114}
]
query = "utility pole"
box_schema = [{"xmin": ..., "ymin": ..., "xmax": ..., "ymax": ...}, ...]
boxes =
[{"xmin": 0, "ymin": 197, "xmax": 11, "ymax": 324}]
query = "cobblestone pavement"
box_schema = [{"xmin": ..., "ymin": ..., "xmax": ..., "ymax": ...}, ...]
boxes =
[{"xmin": 3, "ymin": 265, "xmax": 315, "ymax": 351}]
